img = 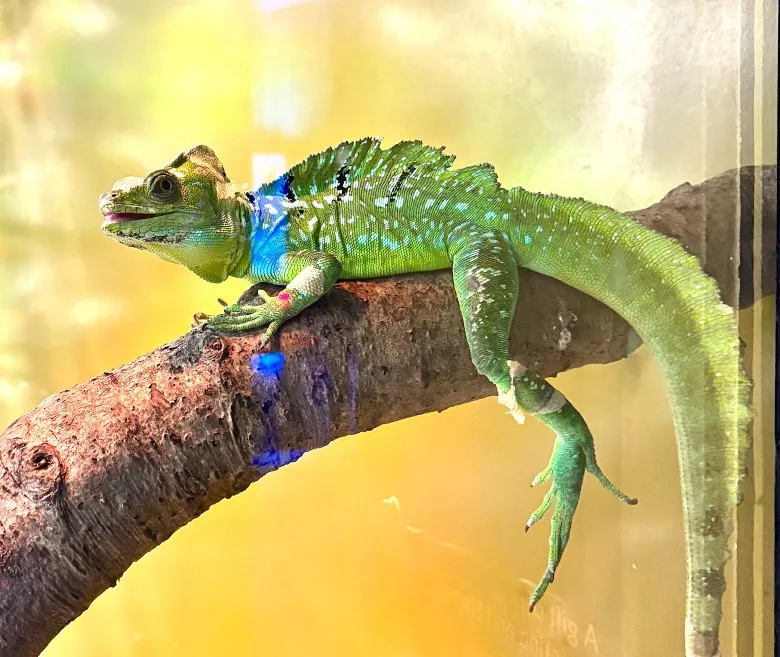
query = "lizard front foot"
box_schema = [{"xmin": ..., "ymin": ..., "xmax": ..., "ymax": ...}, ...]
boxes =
[{"xmin": 199, "ymin": 290, "xmax": 292, "ymax": 347}]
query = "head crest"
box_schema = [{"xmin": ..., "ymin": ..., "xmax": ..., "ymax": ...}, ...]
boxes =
[{"xmin": 166, "ymin": 145, "xmax": 230, "ymax": 181}]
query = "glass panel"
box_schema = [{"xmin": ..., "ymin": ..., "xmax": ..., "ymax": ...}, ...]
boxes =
[{"xmin": 0, "ymin": 1, "xmax": 775, "ymax": 656}]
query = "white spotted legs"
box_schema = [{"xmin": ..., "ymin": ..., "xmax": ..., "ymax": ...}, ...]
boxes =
[{"xmin": 450, "ymin": 231, "xmax": 637, "ymax": 613}]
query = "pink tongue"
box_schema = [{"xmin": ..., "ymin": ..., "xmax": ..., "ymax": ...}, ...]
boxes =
[{"xmin": 103, "ymin": 212, "xmax": 153, "ymax": 223}]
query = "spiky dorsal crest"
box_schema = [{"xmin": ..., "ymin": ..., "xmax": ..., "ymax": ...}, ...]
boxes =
[{"xmin": 256, "ymin": 137, "xmax": 502, "ymax": 203}]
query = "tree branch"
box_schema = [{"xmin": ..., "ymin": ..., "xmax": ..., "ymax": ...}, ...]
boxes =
[{"xmin": 0, "ymin": 165, "xmax": 775, "ymax": 657}]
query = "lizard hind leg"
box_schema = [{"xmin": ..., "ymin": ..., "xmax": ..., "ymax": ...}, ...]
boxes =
[{"xmin": 450, "ymin": 232, "xmax": 637, "ymax": 613}]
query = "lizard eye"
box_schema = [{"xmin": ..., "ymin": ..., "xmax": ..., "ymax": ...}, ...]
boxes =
[{"xmin": 149, "ymin": 172, "xmax": 180, "ymax": 202}]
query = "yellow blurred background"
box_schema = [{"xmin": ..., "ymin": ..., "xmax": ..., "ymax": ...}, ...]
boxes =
[{"xmin": 0, "ymin": 0, "xmax": 776, "ymax": 655}]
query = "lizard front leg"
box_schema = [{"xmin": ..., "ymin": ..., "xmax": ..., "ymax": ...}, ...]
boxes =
[
  {"xmin": 450, "ymin": 231, "xmax": 637, "ymax": 611},
  {"xmin": 203, "ymin": 250, "xmax": 342, "ymax": 345}
]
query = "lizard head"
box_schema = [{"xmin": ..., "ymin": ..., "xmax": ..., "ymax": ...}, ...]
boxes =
[{"xmin": 99, "ymin": 145, "xmax": 251, "ymax": 283}]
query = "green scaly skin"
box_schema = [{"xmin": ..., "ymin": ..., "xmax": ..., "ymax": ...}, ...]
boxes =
[{"xmin": 100, "ymin": 139, "xmax": 751, "ymax": 657}]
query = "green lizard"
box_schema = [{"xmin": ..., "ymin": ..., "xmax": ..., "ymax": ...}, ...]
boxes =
[{"xmin": 99, "ymin": 138, "xmax": 751, "ymax": 657}]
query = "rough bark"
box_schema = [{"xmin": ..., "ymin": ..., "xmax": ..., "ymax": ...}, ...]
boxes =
[{"xmin": 0, "ymin": 165, "xmax": 775, "ymax": 657}]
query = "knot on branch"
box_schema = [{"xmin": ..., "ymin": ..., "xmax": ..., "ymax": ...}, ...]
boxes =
[
  {"xmin": 203, "ymin": 336, "xmax": 228, "ymax": 362},
  {"xmin": 4, "ymin": 440, "xmax": 64, "ymax": 503},
  {"xmin": 165, "ymin": 330, "xmax": 229, "ymax": 372}
]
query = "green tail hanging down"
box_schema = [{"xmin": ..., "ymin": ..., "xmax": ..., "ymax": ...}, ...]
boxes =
[{"xmin": 506, "ymin": 187, "xmax": 752, "ymax": 657}]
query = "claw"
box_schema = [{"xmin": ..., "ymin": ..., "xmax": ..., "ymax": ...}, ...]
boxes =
[
  {"xmin": 191, "ymin": 312, "xmax": 212, "ymax": 331},
  {"xmin": 258, "ymin": 319, "xmax": 282, "ymax": 348},
  {"xmin": 531, "ymin": 465, "xmax": 552, "ymax": 487},
  {"xmin": 217, "ymin": 297, "xmax": 229, "ymax": 307},
  {"xmin": 529, "ymin": 566, "xmax": 556, "ymax": 612},
  {"xmin": 587, "ymin": 461, "xmax": 638, "ymax": 505},
  {"xmin": 525, "ymin": 486, "xmax": 555, "ymax": 532}
]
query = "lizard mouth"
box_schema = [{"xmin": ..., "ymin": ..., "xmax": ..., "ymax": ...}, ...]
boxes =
[{"xmin": 102, "ymin": 212, "xmax": 160, "ymax": 225}]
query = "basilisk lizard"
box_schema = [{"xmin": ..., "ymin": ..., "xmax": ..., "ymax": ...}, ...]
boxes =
[{"xmin": 99, "ymin": 139, "xmax": 751, "ymax": 657}]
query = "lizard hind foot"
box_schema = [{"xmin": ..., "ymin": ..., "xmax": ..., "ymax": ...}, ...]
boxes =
[{"xmin": 524, "ymin": 437, "xmax": 584, "ymax": 610}]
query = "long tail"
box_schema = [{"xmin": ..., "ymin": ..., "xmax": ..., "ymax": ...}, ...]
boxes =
[{"xmin": 506, "ymin": 187, "xmax": 752, "ymax": 657}]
